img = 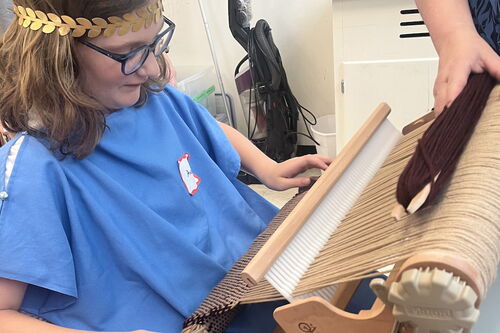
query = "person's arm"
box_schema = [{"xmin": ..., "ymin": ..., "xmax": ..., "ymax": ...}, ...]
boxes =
[
  {"xmin": 0, "ymin": 278, "xmax": 154, "ymax": 333},
  {"xmin": 416, "ymin": 0, "xmax": 500, "ymax": 114},
  {"xmin": 218, "ymin": 122, "xmax": 332, "ymax": 191},
  {"xmin": 416, "ymin": 0, "xmax": 475, "ymax": 54}
]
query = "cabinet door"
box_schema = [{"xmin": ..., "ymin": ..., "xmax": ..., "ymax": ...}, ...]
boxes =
[{"xmin": 337, "ymin": 59, "xmax": 438, "ymax": 148}]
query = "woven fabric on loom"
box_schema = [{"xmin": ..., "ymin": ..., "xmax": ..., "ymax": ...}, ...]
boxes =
[{"xmin": 182, "ymin": 192, "xmax": 305, "ymax": 333}]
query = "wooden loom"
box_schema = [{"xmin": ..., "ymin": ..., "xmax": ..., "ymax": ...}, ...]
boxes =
[
  {"xmin": 184, "ymin": 81, "xmax": 500, "ymax": 333},
  {"xmin": 242, "ymin": 84, "xmax": 500, "ymax": 333}
]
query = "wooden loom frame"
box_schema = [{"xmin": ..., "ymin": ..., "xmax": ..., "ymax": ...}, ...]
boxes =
[{"xmin": 243, "ymin": 107, "xmax": 484, "ymax": 333}]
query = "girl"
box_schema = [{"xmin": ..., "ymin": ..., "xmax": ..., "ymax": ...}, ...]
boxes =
[{"xmin": 0, "ymin": 0, "xmax": 332, "ymax": 332}]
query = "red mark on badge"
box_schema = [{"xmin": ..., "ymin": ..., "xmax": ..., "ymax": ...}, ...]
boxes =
[{"xmin": 178, "ymin": 153, "xmax": 201, "ymax": 195}]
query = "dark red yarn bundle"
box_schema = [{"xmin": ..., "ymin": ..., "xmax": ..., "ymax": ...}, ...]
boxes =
[{"xmin": 396, "ymin": 73, "xmax": 497, "ymax": 211}]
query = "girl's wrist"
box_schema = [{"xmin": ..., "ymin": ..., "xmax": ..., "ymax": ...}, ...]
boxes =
[{"xmin": 252, "ymin": 158, "xmax": 278, "ymax": 186}]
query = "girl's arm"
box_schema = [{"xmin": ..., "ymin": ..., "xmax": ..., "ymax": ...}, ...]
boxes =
[
  {"xmin": 0, "ymin": 278, "xmax": 153, "ymax": 333},
  {"xmin": 415, "ymin": 0, "xmax": 500, "ymax": 114},
  {"xmin": 218, "ymin": 122, "xmax": 332, "ymax": 191}
]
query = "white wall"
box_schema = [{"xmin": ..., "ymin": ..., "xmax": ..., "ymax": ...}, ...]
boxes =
[
  {"xmin": 0, "ymin": 0, "xmax": 13, "ymax": 33},
  {"xmin": 163, "ymin": 0, "xmax": 334, "ymax": 144}
]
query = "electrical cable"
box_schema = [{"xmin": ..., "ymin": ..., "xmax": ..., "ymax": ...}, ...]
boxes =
[{"xmin": 235, "ymin": 19, "xmax": 319, "ymax": 162}]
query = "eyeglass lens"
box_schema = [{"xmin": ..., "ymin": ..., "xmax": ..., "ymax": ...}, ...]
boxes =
[{"xmin": 123, "ymin": 27, "xmax": 172, "ymax": 75}]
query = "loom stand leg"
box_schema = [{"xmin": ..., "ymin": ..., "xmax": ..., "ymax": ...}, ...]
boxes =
[
  {"xmin": 273, "ymin": 295, "xmax": 395, "ymax": 333},
  {"xmin": 273, "ymin": 263, "xmax": 403, "ymax": 333}
]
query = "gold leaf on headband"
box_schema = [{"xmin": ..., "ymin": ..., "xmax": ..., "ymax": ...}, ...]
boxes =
[
  {"xmin": 13, "ymin": 6, "xmax": 22, "ymax": 25},
  {"xmin": 88, "ymin": 28, "xmax": 101, "ymax": 38},
  {"xmin": 123, "ymin": 13, "xmax": 136, "ymax": 22},
  {"xmin": 17, "ymin": 6, "xmax": 26, "ymax": 17},
  {"xmin": 47, "ymin": 13, "xmax": 61, "ymax": 24},
  {"xmin": 58, "ymin": 26, "xmax": 71, "ymax": 36},
  {"xmin": 30, "ymin": 20, "xmax": 43, "ymax": 31},
  {"xmin": 61, "ymin": 15, "xmax": 76, "ymax": 26},
  {"xmin": 42, "ymin": 23, "xmax": 56, "ymax": 34},
  {"xmin": 107, "ymin": 16, "xmax": 122, "ymax": 24},
  {"xmin": 136, "ymin": 8, "xmax": 148, "ymax": 19},
  {"xmin": 92, "ymin": 17, "xmax": 107, "ymax": 27},
  {"xmin": 26, "ymin": 8, "xmax": 36, "ymax": 19},
  {"xmin": 35, "ymin": 10, "xmax": 47, "ymax": 21},
  {"xmin": 145, "ymin": 15, "xmax": 153, "ymax": 29},
  {"xmin": 71, "ymin": 26, "xmax": 86, "ymax": 38},
  {"xmin": 132, "ymin": 20, "xmax": 142, "ymax": 32},
  {"xmin": 118, "ymin": 22, "xmax": 131, "ymax": 36},
  {"xmin": 76, "ymin": 17, "xmax": 92, "ymax": 29},
  {"xmin": 103, "ymin": 26, "xmax": 116, "ymax": 37}
]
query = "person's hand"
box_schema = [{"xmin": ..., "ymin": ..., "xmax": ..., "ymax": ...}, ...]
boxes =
[
  {"xmin": 258, "ymin": 154, "xmax": 333, "ymax": 191},
  {"xmin": 433, "ymin": 29, "xmax": 500, "ymax": 114}
]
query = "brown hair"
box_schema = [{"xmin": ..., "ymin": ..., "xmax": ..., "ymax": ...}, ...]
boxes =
[{"xmin": 0, "ymin": 0, "xmax": 169, "ymax": 157}]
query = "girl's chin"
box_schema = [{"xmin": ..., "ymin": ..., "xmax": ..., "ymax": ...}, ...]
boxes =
[{"xmin": 109, "ymin": 90, "xmax": 141, "ymax": 109}]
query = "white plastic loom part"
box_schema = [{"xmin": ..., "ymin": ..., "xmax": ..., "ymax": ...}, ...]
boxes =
[
  {"xmin": 371, "ymin": 267, "xmax": 480, "ymax": 333},
  {"xmin": 264, "ymin": 119, "xmax": 401, "ymax": 302}
]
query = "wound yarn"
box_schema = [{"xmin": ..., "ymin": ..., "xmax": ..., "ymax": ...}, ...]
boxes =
[{"xmin": 396, "ymin": 73, "xmax": 497, "ymax": 211}]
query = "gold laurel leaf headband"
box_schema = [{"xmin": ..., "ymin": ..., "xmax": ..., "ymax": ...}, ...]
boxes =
[{"xmin": 13, "ymin": 0, "xmax": 163, "ymax": 38}]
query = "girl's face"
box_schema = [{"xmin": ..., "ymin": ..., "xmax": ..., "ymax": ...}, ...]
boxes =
[{"xmin": 75, "ymin": 18, "xmax": 163, "ymax": 110}]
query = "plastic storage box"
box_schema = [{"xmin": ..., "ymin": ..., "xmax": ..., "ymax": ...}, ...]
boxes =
[{"xmin": 176, "ymin": 66, "xmax": 217, "ymax": 117}]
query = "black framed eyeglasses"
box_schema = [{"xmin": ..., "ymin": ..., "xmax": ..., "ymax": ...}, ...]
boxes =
[{"xmin": 79, "ymin": 16, "xmax": 175, "ymax": 75}]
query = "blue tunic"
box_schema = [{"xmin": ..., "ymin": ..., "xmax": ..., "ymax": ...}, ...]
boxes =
[{"xmin": 0, "ymin": 86, "xmax": 279, "ymax": 332}]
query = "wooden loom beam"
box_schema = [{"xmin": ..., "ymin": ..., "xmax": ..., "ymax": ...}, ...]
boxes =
[{"xmin": 242, "ymin": 102, "xmax": 392, "ymax": 287}]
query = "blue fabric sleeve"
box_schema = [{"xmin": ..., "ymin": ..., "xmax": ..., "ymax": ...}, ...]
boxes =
[
  {"xmin": 0, "ymin": 136, "xmax": 77, "ymax": 309},
  {"xmin": 469, "ymin": 0, "xmax": 499, "ymax": 54}
]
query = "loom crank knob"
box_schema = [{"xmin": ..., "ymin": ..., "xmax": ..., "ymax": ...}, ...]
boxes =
[{"xmin": 381, "ymin": 267, "xmax": 479, "ymax": 333}]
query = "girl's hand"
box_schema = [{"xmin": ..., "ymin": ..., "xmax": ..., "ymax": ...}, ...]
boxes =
[
  {"xmin": 259, "ymin": 154, "xmax": 333, "ymax": 191},
  {"xmin": 433, "ymin": 29, "xmax": 500, "ymax": 114}
]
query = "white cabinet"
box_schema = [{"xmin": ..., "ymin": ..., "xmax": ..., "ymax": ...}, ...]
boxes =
[
  {"xmin": 332, "ymin": 0, "xmax": 438, "ymax": 148},
  {"xmin": 339, "ymin": 58, "xmax": 437, "ymax": 147}
]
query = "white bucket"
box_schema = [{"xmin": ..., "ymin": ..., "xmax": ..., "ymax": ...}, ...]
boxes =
[{"xmin": 311, "ymin": 115, "xmax": 337, "ymax": 157}]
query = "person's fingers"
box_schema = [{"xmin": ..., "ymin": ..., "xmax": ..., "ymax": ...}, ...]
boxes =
[
  {"xmin": 445, "ymin": 64, "xmax": 470, "ymax": 109},
  {"xmin": 483, "ymin": 50, "xmax": 500, "ymax": 81},
  {"xmin": 314, "ymin": 154, "xmax": 334, "ymax": 166},
  {"xmin": 307, "ymin": 155, "xmax": 331, "ymax": 170},
  {"xmin": 433, "ymin": 72, "xmax": 448, "ymax": 115},
  {"xmin": 275, "ymin": 176, "xmax": 311, "ymax": 191},
  {"xmin": 278, "ymin": 156, "xmax": 325, "ymax": 177}
]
